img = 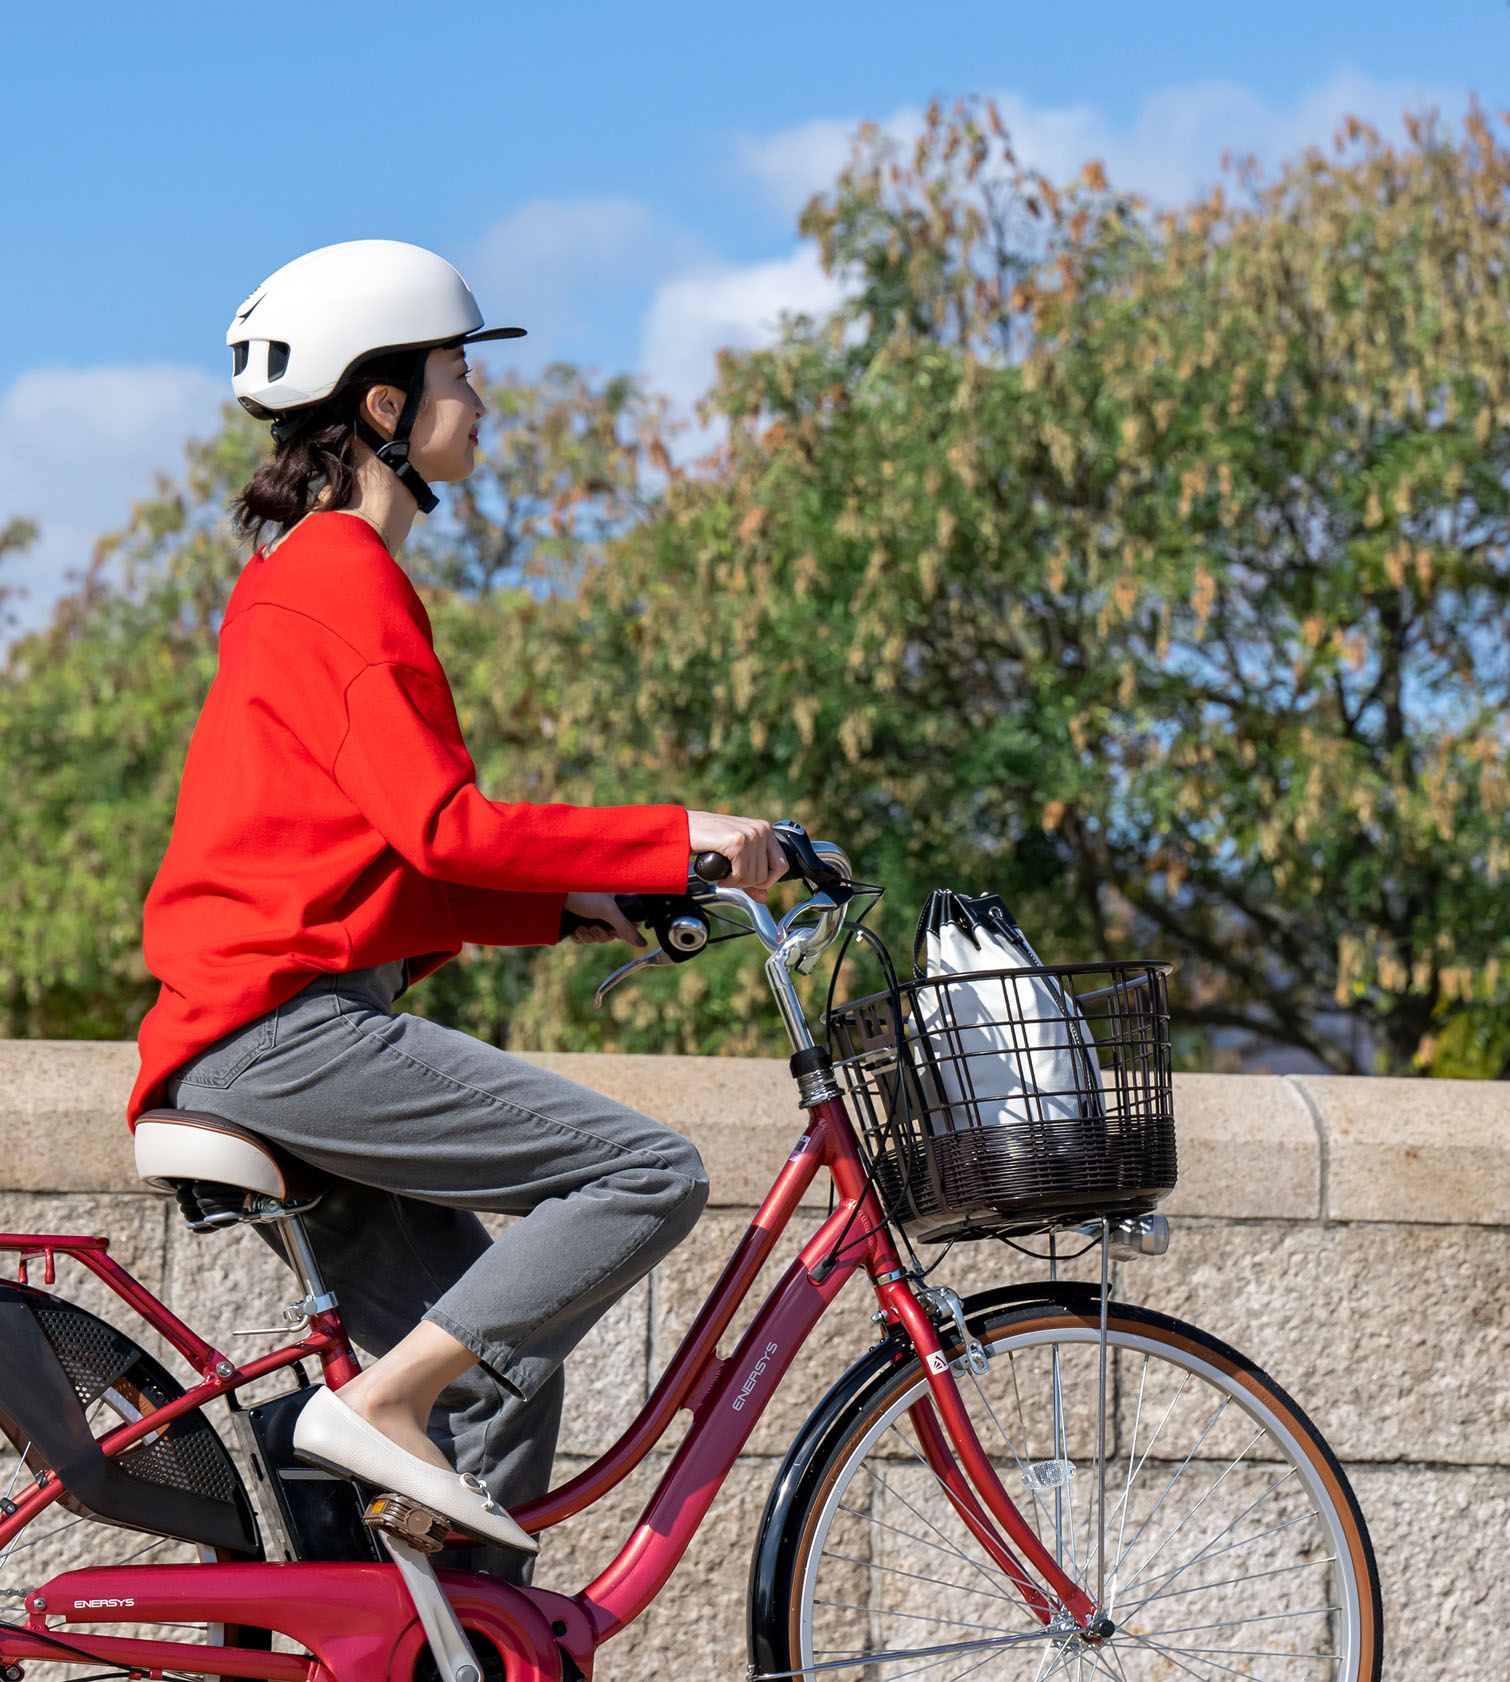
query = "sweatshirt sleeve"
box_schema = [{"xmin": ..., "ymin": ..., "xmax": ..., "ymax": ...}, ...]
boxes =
[
  {"xmin": 446, "ymin": 883, "xmax": 568, "ymax": 947},
  {"xmin": 330, "ymin": 659, "xmax": 690, "ymax": 894}
]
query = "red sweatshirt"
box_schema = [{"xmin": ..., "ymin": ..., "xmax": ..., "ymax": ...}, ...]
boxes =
[{"xmin": 127, "ymin": 510, "xmax": 690, "ymax": 1127}]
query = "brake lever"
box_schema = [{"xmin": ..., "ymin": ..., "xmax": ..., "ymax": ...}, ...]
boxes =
[{"xmin": 593, "ymin": 946, "xmax": 675, "ymax": 1008}]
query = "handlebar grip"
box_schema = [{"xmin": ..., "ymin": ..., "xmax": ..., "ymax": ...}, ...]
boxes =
[
  {"xmin": 560, "ymin": 891, "xmax": 654, "ymax": 937},
  {"xmin": 559, "ymin": 823, "xmax": 838, "ymax": 938},
  {"xmin": 693, "ymin": 851, "xmax": 733, "ymax": 882}
]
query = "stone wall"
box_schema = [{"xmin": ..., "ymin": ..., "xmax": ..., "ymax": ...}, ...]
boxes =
[{"xmin": 2, "ymin": 1043, "xmax": 1507, "ymax": 1678}]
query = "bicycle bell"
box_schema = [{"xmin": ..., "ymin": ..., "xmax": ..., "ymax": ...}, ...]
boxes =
[{"xmin": 664, "ymin": 912, "xmax": 710, "ymax": 955}]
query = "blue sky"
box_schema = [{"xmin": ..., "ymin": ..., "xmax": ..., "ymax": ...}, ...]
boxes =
[{"xmin": 0, "ymin": 0, "xmax": 1496, "ymax": 639}]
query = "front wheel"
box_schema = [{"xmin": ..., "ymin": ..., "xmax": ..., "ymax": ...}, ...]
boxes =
[{"xmin": 752, "ymin": 1292, "xmax": 1381, "ymax": 1680}]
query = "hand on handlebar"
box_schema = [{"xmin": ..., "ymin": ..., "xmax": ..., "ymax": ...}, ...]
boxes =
[
  {"xmin": 561, "ymin": 891, "xmax": 647, "ymax": 948},
  {"xmin": 559, "ymin": 814, "xmax": 830, "ymax": 944},
  {"xmin": 684, "ymin": 809, "xmax": 788, "ymax": 902}
]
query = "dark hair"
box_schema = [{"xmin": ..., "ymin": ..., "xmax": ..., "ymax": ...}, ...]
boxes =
[{"xmin": 230, "ymin": 346, "xmax": 427, "ymax": 551}]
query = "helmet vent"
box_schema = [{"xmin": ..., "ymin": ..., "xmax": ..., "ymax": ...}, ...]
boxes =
[
  {"xmin": 266, "ymin": 341, "xmax": 291, "ymax": 381},
  {"xmin": 231, "ymin": 342, "xmax": 249, "ymax": 375}
]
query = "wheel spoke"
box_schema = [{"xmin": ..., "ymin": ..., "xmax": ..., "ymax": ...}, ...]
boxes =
[
  {"xmin": 0, "ymin": 1511, "xmax": 88, "ymax": 1567},
  {"xmin": 1117, "ymin": 1425, "xmax": 1268, "ymax": 1594},
  {"xmin": 1008, "ymin": 1350, "xmax": 1058, "ymax": 1537},
  {"xmin": 1, "ymin": 1443, "xmax": 30, "ymax": 1502},
  {"xmin": 1119, "ymin": 1552, "xmax": 1337, "ymax": 1618},
  {"xmin": 1109, "ymin": 1354, "xmax": 1146, "ymax": 1608},
  {"xmin": 1117, "ymin": 1507, "xmax": 1318, "ymax": 1608},
  {"xmin": 1109, "ymin": 1393, "xmax": 1232, "ymax": 1585},
  {"xmin": 1131, "ymin": 1604, "xmax": 1340, "ymax": 1639},
  {"xmin": 820, "ymin": 1546, "xmax": 1018, "ymax": 1605},
  {"xmin": 862, "ymin": 1452, "xmax": 1016, "ymax": 1606},
  {"xmin": 781, "ymin": 1629, "xmax": 1047, "ymax": 1674},
  {"xmin": 1121, "ymin": 1625, "xmax": 1337, "ymax": 1679},
  {"xmin": 791, "ymin": 1311, "xmax": 1370, "ymax": 1682},
  {"xmin": 877, "ymin": 1424, "xmax": 1041, "ymax": 1615},
  {"xmin": 814, "ymin": 1596, "xmax": 1021, "ymax": 1638},
  {"xmin": 966, "ymin": 1358, "xmax": 1053, "ymax": 1540},
  {"xmin": 1121, "ymin": 1466, "xmax": 1299, "ymax": 1606},
  {"xmin": 1105, "ymin": 1368, "xmax": 1191, "ymax": 1547},
  {"xmin": 836, "ymin": 1500, "xmax": 994, "ymax": 1574}
]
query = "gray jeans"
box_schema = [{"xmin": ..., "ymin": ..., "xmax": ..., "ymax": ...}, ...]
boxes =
[{"xmin": 162, "ymin": 959, "xmax": 709, "ymax": 1579}]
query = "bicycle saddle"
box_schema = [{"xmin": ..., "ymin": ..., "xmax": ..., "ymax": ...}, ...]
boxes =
[{"xmin": 135, "ymin": 1107, "xmax": 326, "ymax": 1230}]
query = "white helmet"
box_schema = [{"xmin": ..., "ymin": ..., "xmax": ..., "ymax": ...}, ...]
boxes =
[
  {"xmin": 226, "ymin": 239, "xmax": 524, "ymax": 511},
  {"xmin": 227, "ymin": 239, "xmax": 523, "ymax": 417}
]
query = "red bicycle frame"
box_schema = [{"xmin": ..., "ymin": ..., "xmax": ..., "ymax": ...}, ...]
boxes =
[{"xmin": 0, "ymin": 1092, "xmax": 1094, "ymax": 1681}]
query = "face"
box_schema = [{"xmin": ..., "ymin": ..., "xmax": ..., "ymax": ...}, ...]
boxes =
[{"xmin": 363, "ymin": 345, "xmax": 486, "ymax": 484}]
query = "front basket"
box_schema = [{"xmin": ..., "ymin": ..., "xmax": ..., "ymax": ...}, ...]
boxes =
[{"xmin": 825, "ymin": 959, "xmax": 1177, "ymax": 1241}]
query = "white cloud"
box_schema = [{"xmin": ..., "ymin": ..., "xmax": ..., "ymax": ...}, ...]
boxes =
[
  {"xmin": 734, "ymin": 116, "xmax": 867, "ymax": 218},
  {"xmin": 0, "ymin": 364, "xmax": 223, "ymax": 650},
  {"xmin": 640, "ymin": 245, "xmax": 847, "ymax": 422},
  {"xmin": 462, "ymin": 196, "xmax": 707, "ymax": 363},
  {"xmin": 734, "ymin": 70, "xmax": 1464, "ymax": 216}
]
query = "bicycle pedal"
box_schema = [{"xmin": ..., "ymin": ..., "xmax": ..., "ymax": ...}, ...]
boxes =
[{"xmin": 362, "ymin": 1491, "xmax": 450, "ymax": 1552}]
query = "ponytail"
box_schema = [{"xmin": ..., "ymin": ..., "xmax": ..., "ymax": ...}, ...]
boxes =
[{"xmin": 230, "ymin": 413, "xmax": 359, "ymax": 551}]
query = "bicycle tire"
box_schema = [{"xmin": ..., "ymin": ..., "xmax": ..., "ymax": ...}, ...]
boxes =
[
  {"xmin": 750, "ymin": 1288, "xmax": 1382, "ymax": 1680},
  {"xmin": 0, "ymin": 1300, "xmax": 273, "ymax": 1675}
]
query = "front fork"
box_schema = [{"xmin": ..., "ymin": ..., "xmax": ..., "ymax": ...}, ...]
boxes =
[
  {"xmin": 804, "ymin": 1084, "xmax": 1101, "ymax": 1631},
  {"xmin": 870, "ymin": 1267, "xmax": 1100, "ymax": 1629}
]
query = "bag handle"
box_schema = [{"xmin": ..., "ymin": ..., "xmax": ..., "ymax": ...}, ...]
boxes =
[{"xmin": 912, "ymin": 887, "xmax": 1029, "ymax": 976}]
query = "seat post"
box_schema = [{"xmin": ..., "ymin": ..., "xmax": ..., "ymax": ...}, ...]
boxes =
[{"xmin": 270, "ymin": 1208, "xmax": 336, "ymax": 1315}]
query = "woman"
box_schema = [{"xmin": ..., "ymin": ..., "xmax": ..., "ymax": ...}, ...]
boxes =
[{"xmin": 127, "ymin": 239, "xmax": 787, "ymax": 1572}]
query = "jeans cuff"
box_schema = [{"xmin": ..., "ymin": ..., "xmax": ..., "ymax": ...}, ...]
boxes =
[{"xmin": 422, "ymin": 1308, "xmax": 527, "ymax": 1400}]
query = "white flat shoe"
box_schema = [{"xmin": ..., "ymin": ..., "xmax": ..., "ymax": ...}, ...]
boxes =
[{"xmin": 292, "ymin": 1384, "xmax": 538, "ymax": 1555}]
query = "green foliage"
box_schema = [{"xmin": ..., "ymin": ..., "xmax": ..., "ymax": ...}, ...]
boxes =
[{"xmin": 3, "ymin": 99, "xmax": 1506, "ymax": 1077}]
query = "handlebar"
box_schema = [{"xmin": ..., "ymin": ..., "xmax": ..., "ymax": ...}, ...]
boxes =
[
  {"xmin": 561, "ymin": 819, "xmax": 849, "ymax": 932},
  {"xmin": 558, "ymin": 820, "xmax": 858, "ymax": 1016}
]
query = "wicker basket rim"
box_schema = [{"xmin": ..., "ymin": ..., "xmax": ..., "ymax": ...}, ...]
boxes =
[{"xmin": 826, "ymin": 958, "xmax": 1175, "ymax": 1021}]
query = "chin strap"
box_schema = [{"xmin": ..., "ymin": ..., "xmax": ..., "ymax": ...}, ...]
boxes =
[{"xmin": 353, "ymin": 347, "xmax": 439, "ymax": 514}]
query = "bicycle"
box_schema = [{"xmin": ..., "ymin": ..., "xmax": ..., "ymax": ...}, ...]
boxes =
[{"xmin": 0, "ymin": 822, "xmax": 1382, "ymax": 1681}]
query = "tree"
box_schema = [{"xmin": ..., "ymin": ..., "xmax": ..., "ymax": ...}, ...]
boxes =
[
  {"xmin": 551, "ymin": 96, "xmax": 1510, "ymax": 1075},
  {"xmin": 3, "ymin": 99, "xmax": 1505, "ymax": 1078}
]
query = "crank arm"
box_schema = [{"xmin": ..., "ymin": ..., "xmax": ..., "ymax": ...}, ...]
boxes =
[{"xmin": 378, "ymin": 1530, "xmax": 483, "ymax": 1682}]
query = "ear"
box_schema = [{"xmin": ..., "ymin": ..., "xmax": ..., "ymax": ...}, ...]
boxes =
[{"xmin": 360, "ymin": 382, "xmax": 404, "ymax": 437}]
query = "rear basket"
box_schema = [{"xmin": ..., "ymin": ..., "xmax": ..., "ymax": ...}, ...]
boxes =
[{"xmin": 825, "ymin": 960, "xmax": 1177, "ymax": 1241}]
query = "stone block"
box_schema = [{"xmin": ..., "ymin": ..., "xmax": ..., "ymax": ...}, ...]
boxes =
[
  {"xmin": 557, "ymin": 1277, "xmax": 650, "ymax": 1458},
  {"xmin": 1349, "ymin": 1463, "xmax": 1510, "ymax": 1675},
  {"xmin": 0, "ymin": 1190, "xmax": 173, "ymax": 1369},
  {"xmin": 0, "ymin": 1041, "xmax": 140, "ymax": 1191},
  {"xmin": 1161, "ymin": 1073, "xmax": 1319, "ymax": 1219},
  {"xmin": 1130, "ymin": 1219, "xmax": 1510, "ymax": 1465},
  {"xmin": 1294, "ymin": 1073, "xmax": 1510, "ymax": 1224}
]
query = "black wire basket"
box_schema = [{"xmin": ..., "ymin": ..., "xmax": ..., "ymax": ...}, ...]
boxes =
[{"xmin": 825, "ymin": 960, "xmax": 1177, "ymax": 1242}]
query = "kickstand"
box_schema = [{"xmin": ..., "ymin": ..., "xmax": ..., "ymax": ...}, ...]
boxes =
[{"xmin": 379, "ymin": 1528, "xmax": 485, "ymax": 1682}]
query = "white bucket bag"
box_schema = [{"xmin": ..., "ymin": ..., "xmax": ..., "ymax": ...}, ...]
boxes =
[{"xmin": 907, "ymin": 889, "xmax": 1106, "ymax": 1143}]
